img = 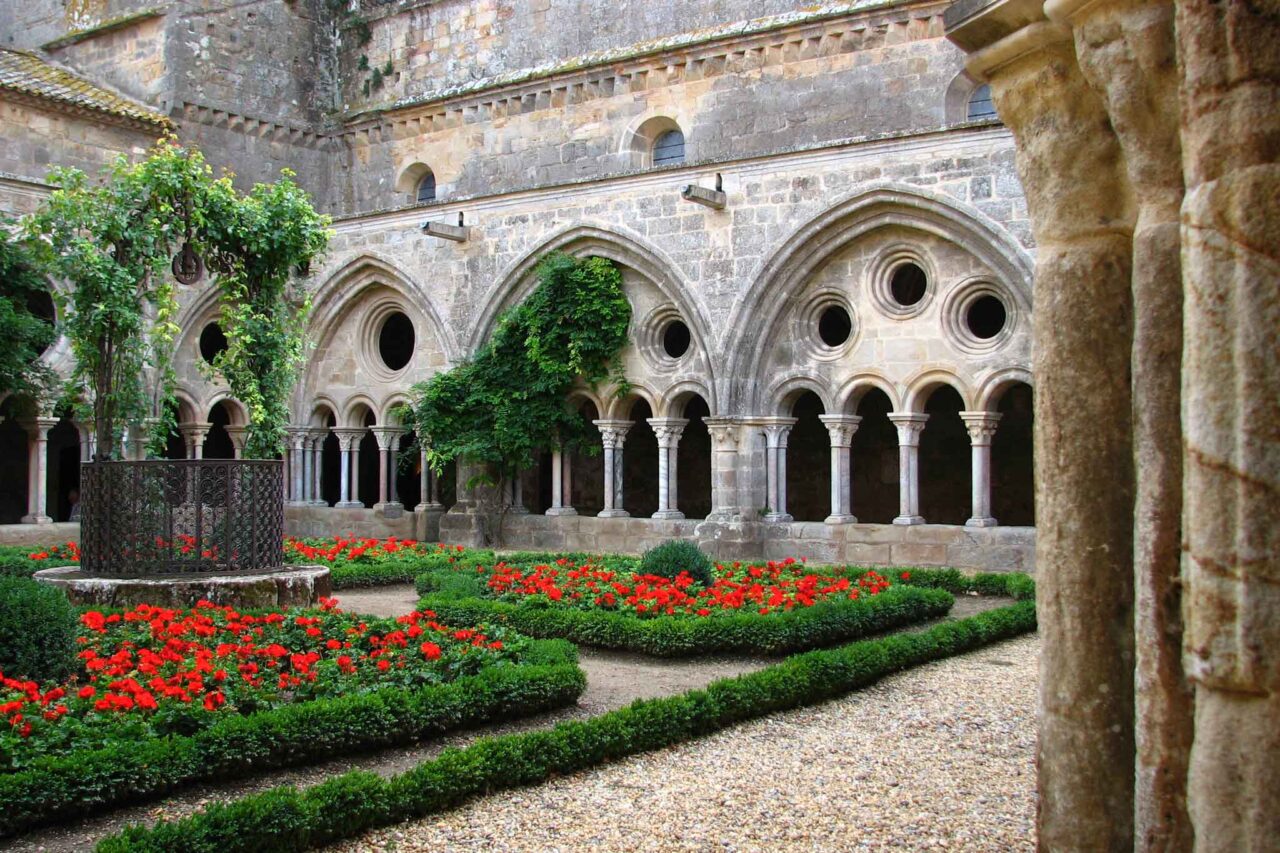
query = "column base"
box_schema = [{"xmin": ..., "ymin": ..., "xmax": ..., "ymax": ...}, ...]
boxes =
[
  {"xmin": 893, "ymin": 515, "xmax": 925, "ymax": 526},
  {"xmin": 651, "ymin": 510, "xmax": 685, "ymax": 520},
  {"xmin": 414, "ymin": 502, "xmax": 446, "ymax": 513},
  {"xmin": 334, "ymin": 501, "xmax": 364, "ymax": 509},
  {"xmin": 286, "ymin": 500, "xmax": 311, "ymax": 508},
  {"xmin": 763, "ymin": 512, "xmax": 793, "ymax": 523},
  {"xmin": 824, "ymin": 514, "xmax": 858, "ymax": 525},
  {"xmin": 20, "ymin": 514, "xmax": 53, "ymax": 525},
  {"xmin": 965, "ymin": 516, "xmax": 999, "ymax": 528},
  {"xmin": 374, "ymin": 502, "xmax": 404, "ymax": 518},
  {"xmin": 545, "ymin": 507, "xmax": 578, "ymax": 517},
  {"xmin": 308, "ymin": 500, "xmax": 326, "ymax": 507},
  {"xmin": 505, "ymin": 506, "xmax": 530, "ymax": 516},
  {"xmin": 597, "ymin": 509, "xmax": 630, "ymax": 518}
]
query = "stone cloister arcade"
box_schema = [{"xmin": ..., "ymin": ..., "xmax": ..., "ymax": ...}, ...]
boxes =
[{"xmin": 3, "ymin": 185, "xmax": 1039, "ymax": 568}]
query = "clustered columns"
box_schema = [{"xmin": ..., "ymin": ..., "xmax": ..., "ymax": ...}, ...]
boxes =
[
  {"xmin": 306, "ymin": 429, "xmax": 326, "ymax": 505},
  {"xmin": 649, "ymin": 418, "xmax": 688, "ymax": 520},
  {"xmin": 888, "ymin": 413, "xmax": 927, "ymax": 525},
  {"xmin": 286, "ymin": 428, "xmax": 308, "ymax": 506},
  {"xmin": 758, "ymin": 417, "xmax": 796, "ymax": 522},
  {"xmin": 819, "ymin": 415, "xmax": 861, "ymax": 524},
  {"xmin": 371, "ymin": 426, "xmax": 406, "ymax": 510},
  {"xmin": 20, "ymin": 416, "xmax": 58, "ymax": 524},
  {"xmin": 961, "ymin": 411, "xmax": 1001, "ymax": 528},
  {"xmin": 332, "ymin": 428, "xmax": 366, "ymax": 508},
  {"xmin": 593, "ymin": 419, "xmax": 632, "ymax": 518},
  {"xmin": 414, "ymin": 447, "xmax": 445, "ymax": 513},
  {"xmin": 545, "ymin": 443, "xmax": 576, "ymax": 516},
  {"xmin": 178, "ymin": 421, "xmax": 212, "ymax": 460}
]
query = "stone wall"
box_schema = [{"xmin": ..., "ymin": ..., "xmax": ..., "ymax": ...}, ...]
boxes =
[
  {"xmin": 443, "ymin": 511, "xmax": 1035, "ymax": 570},
  {"xmin": 0, "ymin": 521, "xmax": 79, "ymax": 548},
  {"xmin": 335, "ymin": 1, "xmax": 990, "ymax": 211},
  {"xmin": 44, "ymin": 13, "xmax": 168, "ymax": 106},
  {"xmin": 0, "ymin": 98, "xmax": 155, "ymax": 186}
]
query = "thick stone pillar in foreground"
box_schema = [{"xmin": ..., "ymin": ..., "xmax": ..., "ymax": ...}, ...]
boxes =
[
  {"xmin": 1176, "ymin": 0, "xmax": 1280, "ymax": 847},
  {"xmin": 950, "ymin": 2, "xmax": 1137, "ymax": 848},
  {"xmin": 1043, "ymin": 0, "xmax": 1192, "ymax": 844}
]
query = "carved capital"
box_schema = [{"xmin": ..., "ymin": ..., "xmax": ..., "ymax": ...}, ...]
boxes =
[
  {"xmin": 818, "ymin": 414, "xmax": 862, "ymax": 448},
  {"xmin": 960, "ymin": 411, "xmax": 1003, "ymax": 445},
  {"xmin": 888, "ymin": 413, "xmax": 929, "ymax": 447},
  {"xmin": 331, "ymin": 427, "xmax": 366, "ymax": 452},
  {"xmin": 593, "ymin": 419, "xmax": 633, "ymax": 450},
  {"xmin": 703, "ymin": 416, "xmax": 742, "ymax": 449},
  {"xmin": 647, "ymin": 417, "xmax": 689, "ymax": 448}
]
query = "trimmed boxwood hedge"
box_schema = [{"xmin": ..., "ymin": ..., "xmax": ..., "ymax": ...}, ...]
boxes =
[
  {"xmin": 97, "ymin": 594, "xmax": 1036, "ymax": 853},
  {"xmin": 318, "ymin": 550, "xmax": 497, "ymax": 590},
  {"xmin": 414, "ymin": 571, "xmax": 955, "ymax": 657},
  {"xmin": 0, "ymin": 639, "xmax": 583, "ymax": 838}
]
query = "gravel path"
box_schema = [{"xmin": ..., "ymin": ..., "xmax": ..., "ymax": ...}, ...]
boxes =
[
  {"xmin": 331, "ymin": 633, "xmax": 1040, "ymax": 853},
  {"xmin": 2, "ymin": 587, "xmax": 1020, "ymax": 852}
]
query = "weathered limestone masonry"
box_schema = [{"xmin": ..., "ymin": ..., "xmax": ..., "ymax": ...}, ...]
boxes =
[{"xmin": 947, "ymin": 0, "xmax": 1278, "ymax": 849}]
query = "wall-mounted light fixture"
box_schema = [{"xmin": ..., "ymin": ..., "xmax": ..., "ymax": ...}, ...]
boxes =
[
  {"xmin": 422, "ymin": 212, "xmax": 470, "ymax": 242},
  {"xmin": 681, "ymin": 173, "xmax": 726, "ymax": 210}
]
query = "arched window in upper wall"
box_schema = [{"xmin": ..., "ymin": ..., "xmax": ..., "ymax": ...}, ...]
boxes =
[
  {"xmin": 652, "ymin": 129, "xmax": 685, "ymax": 166},
  {"xmin": 967, "ymin": 84, "xmax": 998, "ymax": 121},
  {"xmin": 416, "ymin": 170, "xmax": 436, "ymax": 203}
]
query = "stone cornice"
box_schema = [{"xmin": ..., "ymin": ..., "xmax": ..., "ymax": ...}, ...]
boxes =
[
  {"xmin": 0, "ymin": 87, "xmax": 167, "ymax": 133},
  {"xmin": 175, "ymin": 102, "xmax": 331, "ymax": 151},
  {"xmin": 42, "ymin": 8, "xmax": 168, "ymax": 51},
  {"xmin": 339, "ymin": 0, "xmax": 951, "ymax": 139}
]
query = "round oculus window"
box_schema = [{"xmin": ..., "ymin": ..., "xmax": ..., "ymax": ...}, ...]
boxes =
[
  {"xmin": 378, "ymin": 312, "xmax": 415, "ymax": 371},
  {"xmin": 199, "ymin": 323, "xmax": 228, "ymax": 364},
  {"xmin": 662, "ymin": 319, "xmax": 691, "ymax": 359}
]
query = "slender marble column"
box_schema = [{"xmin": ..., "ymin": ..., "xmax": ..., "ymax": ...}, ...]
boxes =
[
  {"xmin": 960, "ymin": 412, "xmax": 1001, "ymax": 527},
  {"xmin": 20, "ymin": 417, "xmax": 57, "ymax": 523},
  {"xmin": 225, "ymin": 426, "xmax": 248, "ymax": 459},
  {"xmin": 546, "ymin": 446, "xmax": 578, "ymax": 515},
  {"xmin": 648, "ymin": 418, "xmax": 688, "ymax": 519},
  {"xmin": 332, "ymin": 429, "xmax": 364, "ymax": 508},
  {"xmin": 286, "ymin": 428, "xmax": 308, "ymax": 505},
  {"xmin": 819, "ymin": 415, "xmax": 861, "ymax": 523},
  {"xmin": 308, "ymin": 428, "xmax": 327, "ymax": 505},
  {"xmin": 757, "ymin": 417, "xmax": 797, "ymax": 522},
  {"xmin": 593, "ymin": 420, "xmax": 632, "ymax": 518},
  {"xmin": 888, "ymin": 414, "xmax": 927, "ymax": 525},
  {"xmin": 370, "ymin": 427, "xmax": 405, "ymax": 509}
]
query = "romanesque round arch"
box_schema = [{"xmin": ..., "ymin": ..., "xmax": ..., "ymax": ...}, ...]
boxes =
[
  {"xmin": 834, "ymin": 371, "xmax": 902, "ymax": 414},
  {"xmin": 903, "ymin": 368, "xmax": 975, "ymax": 413},
  {"xmin": 976, "ymin": 367, "xmax": 1034, "ymax": 412},
  {"xmin": 765, "ymin": 374, "xmax": 833, "ymax": 416}
]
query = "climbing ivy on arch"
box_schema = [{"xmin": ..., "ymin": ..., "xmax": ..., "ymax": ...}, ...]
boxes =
[{"xmin": 406, "ymin": 251, "xmax": 631, "ymax": 481}]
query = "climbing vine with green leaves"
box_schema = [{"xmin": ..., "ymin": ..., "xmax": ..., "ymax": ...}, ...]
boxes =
[
  {"xmin": 0, "ymin": 220, "xmax": 57, "ymax": 403},
  {"xmin": 407, "ymin": 252, "xmax": 631, "ymax": 482},
  {"xmin": 27, "ymin": 137, "xmax": 330, "ymax": 460}
]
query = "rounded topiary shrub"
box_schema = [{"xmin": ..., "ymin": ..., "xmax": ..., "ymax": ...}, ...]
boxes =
[
  {"xmin": 639, "ymin": 540, "xmax": 715, "ymax": 588},
  {"xmin": 0, "ymin": 576, "xmax": 78, "ymax": 683}
]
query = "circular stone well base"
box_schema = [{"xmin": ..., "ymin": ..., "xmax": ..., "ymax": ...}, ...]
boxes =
[{"xmin": 33, "ymin": 565, "xmax": 332, "ymax": 610}]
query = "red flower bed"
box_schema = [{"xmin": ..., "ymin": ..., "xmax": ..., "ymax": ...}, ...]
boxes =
[
  {"xmin": 25, "ymin": 541, "xmax": 80, "ymax": 563},
  {"xmin": 0, "ymin": 598, "xmax": 520, "ymax": 770},
  {"xmin": 481, "ymin": 558, "xmax": 901, "ymax": 618},
  {"xmin": 285, "ymin": 536, "xmax": 465, "ymax": 563}
]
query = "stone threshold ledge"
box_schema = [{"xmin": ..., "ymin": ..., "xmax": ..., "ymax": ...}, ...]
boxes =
[{"xmin": 33, "ymin": 565, "xmax": 332, "ymax": 610}]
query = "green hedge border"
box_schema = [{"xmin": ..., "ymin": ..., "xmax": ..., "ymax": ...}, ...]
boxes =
[
  {"xmin": 0, "ymin": 640, "xmax": 584, "ymax": 838},
  {"xmin": 415, "ymin": 580, "xmax": 956, "ymax": 657},
  {"xmin": 98, "ymin": 586, "xmax": 1037, "ymax": 852}
]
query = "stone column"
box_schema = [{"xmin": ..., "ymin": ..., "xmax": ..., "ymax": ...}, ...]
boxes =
[
  {"xmin": 546, "ymin": 445, "xmax": 578, "ymax": 516},
  {"xmin": 949, "ymin": 7, "xmax": 1137, "ymax": 849},
  {"xmin": 286, "ymin": 428, "xmax": 309, "ymax": 506},
  {"xmin": 75, "ymin": 421, "xmax": 96, "ymax": 464},
  {"xmin": 819, "ymin": 415, "xmax": 861, "ymax": 524},
  {"xmin": 308, "ymin": 429, "xmax": 327, "ymax": 505},
  {"xmin": 960, "ymin": 412, "xmax": 1001, "ymax": 528},
  {"xmin": 593, "ymin": 420, "xmax": 632, "ymax": 518},
  {"xmin": 756, "ymin": 417, "xmax": 797, "ymax": 522},
  {"xmin": 1039, "ymin": 0, "xmax": 1191, "ymax": 842},
  {"xmin": 649, "ymin": 418, "xmax": 688, "ymax": 519},
  {"xmin": 332, "ymin": 428, "xmax": 364, "ymax": 508},
  {"xmin": 20, "ymin": 417, "xmax": 58, "ymax": 523},
  {"xmin": 1174, "ymin": 1, "xmax": 1280, "ymax": 847},
  {"xmin": 224, "ymin": 426, "xmax": 248, "ymax": 459},
  {"xmin": 506, "ymin": 473, "xmax": 528, "ymax": 515},
  {"xmin": 888, "ymin": 414, "xmax": 927, "ymax": 525},
  {"xmin": 125, "ymin": 422, "xmax": 149, "ymax": 461},
  {"xmin": 703, "ymin": 417, "xmax": 743, "ymax": 521},
  {"xmin": 371, "ymin": 427, "xmax": 406, "ymax": 510},
  {"xmin": 179, "ymin": 422, "xmax": 211, "ymax": 461}
]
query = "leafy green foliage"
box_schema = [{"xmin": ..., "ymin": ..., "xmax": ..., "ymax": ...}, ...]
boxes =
[
  {"xmin": 0, "ymin": 223, "xmax": 56, "ymax": 402},
  {"xmin": 96, "ymin": 598, "xmax": 1036, "ymax": 852},
  {"xmin": 25, "ymin": 138, "xmax": 329, "ymax": 459},
  {"xmin": 0, "ymin": 577, "xmax": 77, "ymax": 683},
  {"xmin": 0, "ymin": 640, "xmax": 582, "ymax": 836},
  {"xmin": 408, "ymin": 252, "xmax": 631, "ymax": 482},
  {"xmin": 640, "ymin": 540, "xmax": 714, "ymax": 587},
  {"xmin": 199, "ymin": 171, "xmax": 330, "ymax": 458}
]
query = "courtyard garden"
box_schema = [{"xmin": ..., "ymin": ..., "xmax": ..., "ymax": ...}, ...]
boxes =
[{"xmin": 0, "ymin": 535, "xmax": 1037, "ymax": 851}]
